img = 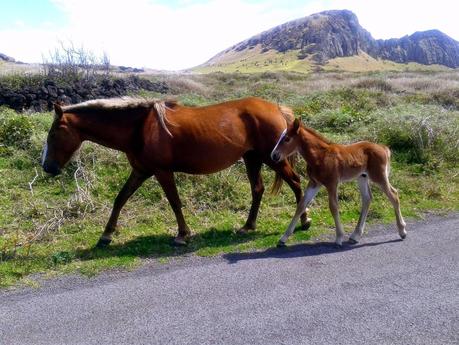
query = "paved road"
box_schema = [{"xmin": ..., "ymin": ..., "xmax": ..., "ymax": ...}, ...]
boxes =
[{"xmin": 1, "ymin": 215, "xmax": 458, "ymax": 345}]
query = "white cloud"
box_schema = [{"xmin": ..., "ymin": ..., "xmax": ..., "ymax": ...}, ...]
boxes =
[{"xmin": 1, "ymin": 0, "xmax": 458, "ymax": 70}]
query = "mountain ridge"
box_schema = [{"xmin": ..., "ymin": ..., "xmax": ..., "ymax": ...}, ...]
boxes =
[{"xmin": 199, "ymin": 10, "xmax": 459, "ymax": 72}]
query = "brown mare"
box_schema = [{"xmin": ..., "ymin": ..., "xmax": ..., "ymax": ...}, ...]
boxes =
[
  {"xmin": 41, "ymin": 97, "xmax": 310, "ymax": 247},
  {"xmin": 271, "ymin": 118, "xmax": 407, "ymax": 247}
]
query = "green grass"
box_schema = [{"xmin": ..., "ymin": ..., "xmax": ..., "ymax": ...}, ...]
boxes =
[{"xmin": 1, "ymin": 71, "xmax": 459, "ymax": 288}]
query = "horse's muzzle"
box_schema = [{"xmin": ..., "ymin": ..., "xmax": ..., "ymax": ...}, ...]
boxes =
[
  {"xmin": 43, "ymin": 161, "xmax": 61, "ymax": 176},
  {"xmin": 271, "ymin": 151, "xmax": 281, "ymax": 163}
]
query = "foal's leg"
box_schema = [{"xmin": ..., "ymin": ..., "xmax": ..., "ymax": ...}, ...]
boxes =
[
  {"xmin": 238, "ymin": 153, "xmax": 264, "ymax": 234},
  {"xmin": 277, "ymin": 181, "xmax": 320, "ymax": 247},
  {"xmin": 155, "ymin": 170, "xmax": 191, "ymax": 246},
  {"xmin": 349, "ymin": 176, "xmax": 372, "ymax": 244},
  {"xmin": 326, "ymin": 183, "xmax": 345, "ymax": 247},
  {"xmin": 96, "ymin": 169, "xmax": 150, "ymax": 248},
  {"xmin": 379, "ymin": 178, "xmax": 407, "ymax": 239},
  {"xmin": 268, "ymin": 159, "xmax": 312, "ymax": 230}
]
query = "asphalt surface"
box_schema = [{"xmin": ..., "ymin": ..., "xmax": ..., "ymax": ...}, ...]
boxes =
[{"xmin": 1, "ymin": 214, "xmax": 458, "ymax": 345}]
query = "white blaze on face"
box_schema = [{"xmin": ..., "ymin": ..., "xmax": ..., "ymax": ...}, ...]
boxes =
[
  {"xmin": 271, "ymin": 129, "xmax": 287, "ymax": 161},
  {"xmin": 41, "ymin": 143, "xmax": 48, "ymax": 167}
]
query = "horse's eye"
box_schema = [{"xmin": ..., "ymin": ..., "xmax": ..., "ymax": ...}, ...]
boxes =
[{"xmin": 284, "ymin": 136, "xmax": 291, "ymax": 143}]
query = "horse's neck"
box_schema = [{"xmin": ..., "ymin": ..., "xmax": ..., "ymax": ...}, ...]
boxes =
[
  {"xmin": 298, "ymin": 127, "xmax": 330, "ymax": 162},
  {"xmin": 69, "ymin": 111, "xmax": 144, "ymax": 152}
]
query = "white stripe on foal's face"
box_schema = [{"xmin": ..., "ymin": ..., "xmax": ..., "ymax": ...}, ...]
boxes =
[
  {"xmin": 271, "ymin": 129, "xmax": 287, "ymax": 161},
  {"xmin": 41, "ymin": 143, "xmax": 48, "ymax": 167}
]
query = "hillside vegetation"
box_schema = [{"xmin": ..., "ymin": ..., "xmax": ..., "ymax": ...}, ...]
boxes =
[{"xmin": 1, "ymin": 70, "xmax": 459, "ymax": 287}]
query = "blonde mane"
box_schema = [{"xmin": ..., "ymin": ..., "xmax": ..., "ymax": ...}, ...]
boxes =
[{"xmin": 62, "ymin": 97, "xmax": 177, "ymax": 137}]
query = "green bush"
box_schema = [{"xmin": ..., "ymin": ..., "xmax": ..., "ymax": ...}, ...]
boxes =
[
  {"xmin": 357, "ymin": 105, "xmax": 459, "ymax": 166},
  {"xmin": 0, "ymin": 108, "xmax": 34, "ymax": 150}
]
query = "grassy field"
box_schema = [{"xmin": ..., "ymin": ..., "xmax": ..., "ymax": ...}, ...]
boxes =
[
  {"xmin": 193, "ymin": 47, "xmax": 450, "ymax": 74},
  {"xmin": 1, "ymin": 70, "xmax": 458, "ymax": 288}
]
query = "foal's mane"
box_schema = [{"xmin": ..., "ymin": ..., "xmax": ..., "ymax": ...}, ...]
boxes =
[
  {"xmin": 62, "ymin": 97, "xmax": 178, "ymax": 136},
  {"xmin": 302, "ymin": 125, "xmax": 333, "ymax": 145}
]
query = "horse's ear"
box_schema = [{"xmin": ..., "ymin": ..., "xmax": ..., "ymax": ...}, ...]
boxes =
[
  {"xmin": 54, "ymin": 103, "xmax": 63, "ymax": 119},
  {"xmin": 293, "ymin": 118, "xmax": 301, "ymax": 134}
]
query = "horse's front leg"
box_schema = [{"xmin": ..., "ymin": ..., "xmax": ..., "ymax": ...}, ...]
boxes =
[
  {"xmin": 155, "ymin": 170, "xmax": 191, "ymax": 246},
  {"xmin": 326, "ymin": 183, "xmax": 345, "ymax": 247},
  {"xmin": 96, "ymin": 169, "xmax": 150, "ymax": 248}
]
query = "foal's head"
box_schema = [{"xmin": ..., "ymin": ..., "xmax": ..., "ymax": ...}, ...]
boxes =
[
  {"xmin": 271, "ymin": 118, "xmax": 301, "ymax": 163},
  {"xmin": 41, "ymin": 104, "xmax": 82, "ymax": 176}
]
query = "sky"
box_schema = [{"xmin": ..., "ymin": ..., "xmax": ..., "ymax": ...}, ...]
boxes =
[{"xmin": 1, "ymin": 0, "xmax": 458, "ymax": 70}]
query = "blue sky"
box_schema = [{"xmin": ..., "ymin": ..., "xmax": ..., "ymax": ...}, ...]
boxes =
[{"xmin": 1, "ymin": 0, "xmax": 458, "ymax": 70}]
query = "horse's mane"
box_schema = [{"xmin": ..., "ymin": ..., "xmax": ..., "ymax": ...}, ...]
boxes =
[{"xmin": 62, "ymin": 97, "xmax": 178, "ymax": 137}]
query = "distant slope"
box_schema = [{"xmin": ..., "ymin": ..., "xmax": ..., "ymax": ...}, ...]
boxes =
[{"xmin": 194, "ymin": 10, "xmax": 459, "ymax": 73}]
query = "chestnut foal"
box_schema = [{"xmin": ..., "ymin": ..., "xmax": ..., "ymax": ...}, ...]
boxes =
[{"xmin": 271, "ymin": 119, "xmax": 407, "ymax": 247}]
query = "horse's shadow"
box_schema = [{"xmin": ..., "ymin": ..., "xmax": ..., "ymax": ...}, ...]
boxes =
[
  {"xmin": 74, "ymin": 227, "xmax": 278, "ymax": 262},
  {"xmin": 73, "ymin": 224, "xmax": 402, "ymax": 265},
  {"xmin": 223, "ymin": 238, "xmax": 403, "ymax": 264}
]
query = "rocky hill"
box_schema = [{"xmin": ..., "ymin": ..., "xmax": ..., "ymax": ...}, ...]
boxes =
[
  {"xmin": 198, "ymin": 10, "xmax": 459, "ymax": 72},
  {"xmin": 0, "ymin": 52, "xmax": 16, "ymax": 63}
]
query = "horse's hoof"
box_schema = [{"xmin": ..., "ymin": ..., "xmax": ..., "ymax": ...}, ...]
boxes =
[
  {"xmin": 172, "ymin": 237, "xmax": 188, "ymax": 247},
  {"xmin": 400, "ymin": 233, "xmax": 407, "ymax": 240},
  {"xmin": 276, "ymin": 240, "xmax": 287, "ymax": 248},
  {"xmin": 236, "ymin": 227, "xmax": 254, "ymax": 235},
  {"xmin": 348, "ymin": 238, "xmax": 359, "ymax": 245},
  {"xmin": 95, "ymin": 238, "xmax": 111, "ymax": 248},
  {"xmin": 334, "ymin": 243, "xmax": 343, "ymax": 249}
]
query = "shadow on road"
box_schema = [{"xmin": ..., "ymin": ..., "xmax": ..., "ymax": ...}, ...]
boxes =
[{"xmin": 223, "ymin": 238, "xmax": 403, "ymax": 264}]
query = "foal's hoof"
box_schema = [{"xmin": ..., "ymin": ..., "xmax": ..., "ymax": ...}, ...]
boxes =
[
  {"xmin": 95, "ymin": 237, "xmax": 112, "ymax": 248},
  {"xmin": 348, "ymin": 238, "xmax": 359, "ymax": 245},
  {"xmin": 300, "ymin": 218, "xmax": 312, "ymax": 231},
  {"xmin": 276, "ymin": 240, "xmax": 287, "ymax": 248},
  {"xmin": 172, "ymin": 237, "xmax": 188, "ymax": 247}
]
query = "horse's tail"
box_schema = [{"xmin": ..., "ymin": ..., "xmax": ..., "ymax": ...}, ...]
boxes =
[
  {"xmin": 271, "ymin": 104, "xmax": 296, "ymax": 195},
  {"xmin": 271, "ymin": 154, "xmax": 297, "ymax": 195},
  {"xmin": 278, "ymin": 104, "xmax": 294, "ymax": 124}
]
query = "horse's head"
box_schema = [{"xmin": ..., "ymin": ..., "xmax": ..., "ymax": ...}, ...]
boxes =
[
  {"xmin": 41, "ymin": 104, "xmax": 82, "ymax": 176},
  {"xmin": 271, "ymin": 118, "xmax": 301, "ymax": 163}
]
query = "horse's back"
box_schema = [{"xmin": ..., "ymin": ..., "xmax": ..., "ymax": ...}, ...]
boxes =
[{"xmin": 140, "ymin": 97, "xmax": 289, "ymax": 174}]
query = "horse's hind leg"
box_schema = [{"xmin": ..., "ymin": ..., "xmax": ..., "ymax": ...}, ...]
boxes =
[
  {"xmin": 349, "ymin": 175, "xmax": 372, "ymax": 244},
  {"xmin": 96, "ymin": 169, "xmax": 150, "ymax": 248},
  {"xmin": 378, "ymin": 178, "xmax": 407, "ymax": 239},
  {"xmin": 155, "ymin": 170, "xmax": 191, "ymax": 246},
  {"xmin": 269, "ymin": 159, "xmax": 311, "ymax": 230},
  {"xmin": 238, "ymin": 152, "xmax": 264, "ymax": 234}
]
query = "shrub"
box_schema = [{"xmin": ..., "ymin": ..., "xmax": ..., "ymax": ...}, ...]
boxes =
[
  {"xmin": 0, "ymin": 108, "xmax": 34, "ymax": 150},
  {"xmin": 357, "ymin": 105, "xmax": 459, "ymax": 165},
  {"xmin": 354, "ymin": 78, "xmax": 393, "ymax": 92}
]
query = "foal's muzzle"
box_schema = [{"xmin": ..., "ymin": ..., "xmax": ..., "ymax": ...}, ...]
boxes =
[{"xmin": 43, "ymin": 161, "xmax": 61, "ymax": 176}]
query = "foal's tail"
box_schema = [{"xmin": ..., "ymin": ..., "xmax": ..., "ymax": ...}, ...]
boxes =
[
  {"xmin": 384, "ymin": 145, "xmax": 392, "ymax": 177},
  {"xmin": 271, "ymin": 154, "xmax": 297, "ymax": 195}
]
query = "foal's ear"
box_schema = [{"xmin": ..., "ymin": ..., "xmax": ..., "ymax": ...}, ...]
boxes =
[
  {"xmin": 54, "ymin": 103, "xmax": 63, "ymax": 120},
  {"xmin": 292, "ymin": 118, "xmax": 301, "ymax": 134}
]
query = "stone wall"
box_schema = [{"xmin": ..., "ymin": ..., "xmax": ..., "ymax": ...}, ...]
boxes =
[{"xmin": 0, "ymin": 75, "xmax": 169, "ymax": 112}]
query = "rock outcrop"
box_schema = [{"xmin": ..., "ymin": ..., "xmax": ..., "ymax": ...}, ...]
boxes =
[{"xmin": 207, "ymin": 10, "xmax": 459, "ymax": 68}]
